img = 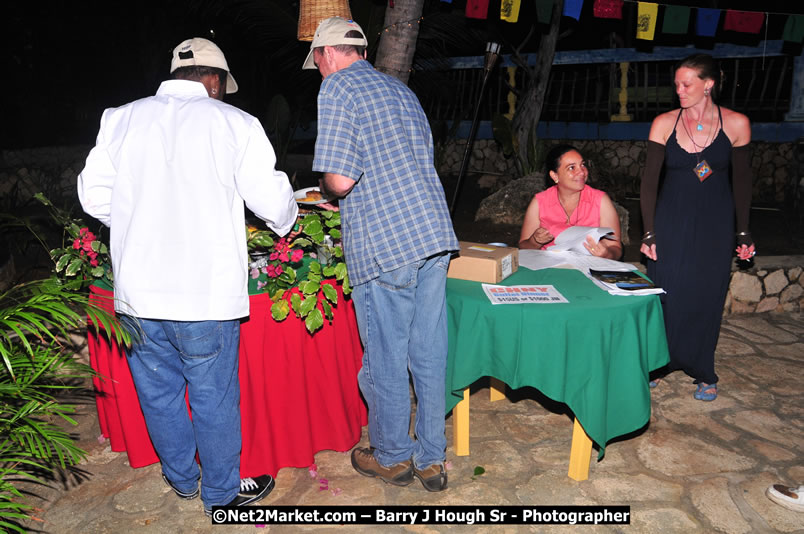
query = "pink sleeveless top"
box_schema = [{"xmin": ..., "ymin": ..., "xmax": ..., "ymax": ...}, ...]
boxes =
[{"xmin": 532, "ymin": 185, "xmax": 605, "ymax": 249}]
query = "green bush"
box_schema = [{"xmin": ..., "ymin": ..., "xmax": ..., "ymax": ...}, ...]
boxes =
[{"xmin": 0, "ymin": 199, "xmax": 128, "ymax": 532}]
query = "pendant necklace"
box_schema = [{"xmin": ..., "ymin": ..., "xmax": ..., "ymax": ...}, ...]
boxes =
[
  {"xmin": 557, "ymin": 192, "xmax": 577, "ymax": 225},
  {"xmin": 682, "ymin": 103, "xmax": 716, "ymax": 182},
  {"xmin": 694, "ymin": 98, "xmax": 707, "ymax": 131}
]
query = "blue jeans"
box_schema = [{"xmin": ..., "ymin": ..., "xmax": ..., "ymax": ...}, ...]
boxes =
[
  {"xmin": 352, "ymin": 253, "xmax": 450, "ymax": 470},
  {"xmin": 122, "ymin": 317, "xmax": 241, "ymax": 509}
]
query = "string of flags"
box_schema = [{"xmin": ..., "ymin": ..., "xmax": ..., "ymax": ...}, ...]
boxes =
[{"xmin": 431, "ymin": 0, "xmax": 804, "ymax": 44}]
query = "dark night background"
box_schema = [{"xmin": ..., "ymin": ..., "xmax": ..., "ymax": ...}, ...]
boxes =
[{"xmin": 4, "ymin": 0, "xmax": 804, "ymax": 150}]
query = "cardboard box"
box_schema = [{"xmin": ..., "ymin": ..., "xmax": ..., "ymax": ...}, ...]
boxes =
[{"xmin": 447, "ymin": 241, "xmax": 519, "ymax": 283}]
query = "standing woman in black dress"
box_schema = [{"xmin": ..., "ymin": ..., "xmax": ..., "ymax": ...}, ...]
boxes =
[{"xmin": 640, "ymin": 54, "xmax": 756, "ymax": 401}]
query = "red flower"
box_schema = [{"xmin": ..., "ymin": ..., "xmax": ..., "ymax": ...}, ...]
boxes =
[
  {"xmin": 291, "ymin": 249, "xmax": 304, "ymax": 262},
  {"xmin": 73, "ymin": 239, "xmax": 81, "ymax": 249},
  {"xmin": 90, "ymin": 258, "xmax": 99, "ymax": 267}
]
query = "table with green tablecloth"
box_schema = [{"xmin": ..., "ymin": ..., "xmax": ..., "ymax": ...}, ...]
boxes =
[{"xmin": 446, "ymin": 267, "xmax": 670, "ymax": 480}]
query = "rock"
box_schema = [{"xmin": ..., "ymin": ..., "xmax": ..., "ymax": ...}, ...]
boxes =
[
  {"xmin": 474, "ymin": 173, "xmax": 546, "ymax": 225},
  {"xmin": 730, "ymin": 299, "xmax": 756, "ymax": 314},
  {"xmin": 756, "ymin": 297, "xmax": 779, "ymax": 313},
  {"xmin": 789, "ymin": 267, "xmax": 802, "ymax": 281},
  {"xmin": 764, "ymin": 269, "xmax": 788, "ymax": 295},
  {"xmin": 730, "ymin": 271, "xmax": 763, "ymax": 303},
  {"xmin": 613, "ymin": 201, "xmax": 630, "ymax": 245},
  {"xmin": 690, "ymin": 477, "xmax": 752, "ymax": 534},
  {"xmin": 780, "ymin": 283, "xmax": 803, "ymax": 303}
]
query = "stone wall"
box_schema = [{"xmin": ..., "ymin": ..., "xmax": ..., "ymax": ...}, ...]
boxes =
[
  {"xmin": 2, "ymin": 140, "xmax": 796, "ymax": 206},
  {"xmin": 437, "ymin": 139, "xmax": 795, "ymax": 204},
  {"xmin": 1, "ymin": 146, "xmax": 91, "ymax": 207},
  {"xmin": 725, "ymin": 256, "xmax": 804, "ymax": 314}
]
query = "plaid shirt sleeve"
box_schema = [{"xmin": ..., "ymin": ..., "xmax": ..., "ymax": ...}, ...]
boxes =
[{"xmin": 313, "ymin": 79, "xmax": 362, "ymax": 180}]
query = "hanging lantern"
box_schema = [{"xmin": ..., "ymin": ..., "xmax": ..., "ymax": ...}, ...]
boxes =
[{"xmin": 298, "ymin": 0, "xmax": 354, "ymax": 41}]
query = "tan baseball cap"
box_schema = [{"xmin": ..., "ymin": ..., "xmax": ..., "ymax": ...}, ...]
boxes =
[
  {"xmin": 302, "ymin": 17, "xmax": 368, "ymax": 70},
  {"xmin": 171, "ymin": 37, "xmax": 239, "ymax": 94}
]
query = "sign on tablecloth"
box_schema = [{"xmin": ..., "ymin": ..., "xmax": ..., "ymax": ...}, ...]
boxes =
[{"xmin": 482, "ymin": 284, "xmax": 569, "ymax": 304}]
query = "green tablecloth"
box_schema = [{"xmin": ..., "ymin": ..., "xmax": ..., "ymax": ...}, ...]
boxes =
[{"xmin": 446, "ymin": 267, "xmax": 670, "ymax": 456}]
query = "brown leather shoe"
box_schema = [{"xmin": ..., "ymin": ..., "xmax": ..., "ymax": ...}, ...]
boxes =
[
  {"xmin": 413, "ymin": 463, "xmax": 448, "ymax": 492},
  {"xmin": 350, "ymin": 447, "xmax": 414, "ymax": 486}
]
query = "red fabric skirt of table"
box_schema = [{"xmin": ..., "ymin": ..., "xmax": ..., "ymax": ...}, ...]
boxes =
[{"xmin": 87, "ymin": 284, "xmax": 367, "ymax": 477}]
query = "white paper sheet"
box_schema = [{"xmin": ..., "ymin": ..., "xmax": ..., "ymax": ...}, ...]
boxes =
[
  {"xmin": 550, "ymin": 226, "xmax": 615, "ymax": 254},
  {"xmin": 518, "ymin": 249, "xmax": 638, "ymax": 273}
]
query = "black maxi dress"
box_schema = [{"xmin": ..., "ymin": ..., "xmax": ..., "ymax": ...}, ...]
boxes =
[{"xmin": 647, "ymin": 107, "xmax": 734, "ymax": 385}]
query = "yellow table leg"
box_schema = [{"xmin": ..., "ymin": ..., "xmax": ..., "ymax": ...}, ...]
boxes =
[
  {"xmin": 489, "ymin": 377, "xmax": 506, "ymax": 402},
  {"xmin": 568, "ymin": 418, "xmax": 593, "ymax": 481},
  {"xmin": 453, "ymin": 388, "xmax": 470, "ymax": 456}
]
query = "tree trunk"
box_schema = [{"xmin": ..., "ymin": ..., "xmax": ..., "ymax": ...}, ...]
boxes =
[
  {"xmin": 374, "ymin": 0, "xmax": 425, "ymax": 85},
  {"xmin": 512, "ymin": 0, "xmax": 564, "ymax": 157}
]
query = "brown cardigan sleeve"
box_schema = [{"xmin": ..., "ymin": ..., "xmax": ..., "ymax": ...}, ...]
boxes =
[
  {"xmin": 731, "ymin": 144, "xmax": 753, "ymax": 246},
  {"xmin": 639, "ymin": 140, "xmax": 665, "ymax": 244}
]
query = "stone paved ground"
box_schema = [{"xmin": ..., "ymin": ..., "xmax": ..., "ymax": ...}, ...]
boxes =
[{"xmin": 20, "ymin": 312, "xmax": 804, "ymax": 533}]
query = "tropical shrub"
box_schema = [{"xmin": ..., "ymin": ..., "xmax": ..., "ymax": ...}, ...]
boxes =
[{"xmin": 0, "ymin": 197, "xmax": 127, "ymax": 532}]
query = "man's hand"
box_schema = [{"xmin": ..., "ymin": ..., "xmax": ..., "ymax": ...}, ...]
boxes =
[{"xmin": 317, "ymin": 202, "xmax": 339, "ymax": 212}]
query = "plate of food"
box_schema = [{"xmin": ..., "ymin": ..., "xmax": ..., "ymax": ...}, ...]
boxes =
[{"xmin": 294, "ymin": 187, "xmax": 329, "ymax": 205}]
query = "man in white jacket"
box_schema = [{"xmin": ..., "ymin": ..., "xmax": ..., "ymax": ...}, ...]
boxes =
[{"xmin": 78, "ymin": 37, "xmax": 297, "ymax": 516}]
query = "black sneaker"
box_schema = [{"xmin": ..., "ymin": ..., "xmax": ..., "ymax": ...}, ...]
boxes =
[
  {"xmin": 162, "ymin": 473, "xmax": 199, "ymax": 500},
  {"xmin": 204, "ymin": 474, "xmax": 275, "ymax": 516}
]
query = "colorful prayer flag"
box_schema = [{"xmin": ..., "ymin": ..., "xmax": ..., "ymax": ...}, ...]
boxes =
[
  {"xmin": 783, "ymin": 15, "xmax": 804, "ymax": 43},
  {"xmin": 724, "ymin": 10, "xmax": 764, "ymax": 34},
  {"xmin": 466, "ymin": 0, "xmax": 489, "ymax": 19},
  {"xmin": 696, "ymin": 8, "xmax": 721, "ymax": 38},
  {"xmin": 636, "ymin": 2, "xmax": 658, "ymax": 41},
  {"xmin": 593, "ymin": 0, "xmax": 623, "ymax": 20},
  {"xmin": 536, "ymin": 0, "xmax": 553, "ymax": 25},
  {"xmin": 501, "ymin": 0, "xmax": 521, "ymax": 23},
  {"xmin": 662, "ymin": 5, "xmax": 690, "ymax": 35},
  {"xmin": 563, "ymin": 0, "xmax": 583, "ymax": 21}
]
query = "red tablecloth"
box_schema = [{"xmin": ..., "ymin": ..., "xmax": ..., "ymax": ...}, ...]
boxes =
[
  {"xmin": 88, "ymin": 286, "xmax": 159, "ymax": 468},
  {"xmin": 87, "ymin": 283, "xmax": 367, "ymax": 477}
]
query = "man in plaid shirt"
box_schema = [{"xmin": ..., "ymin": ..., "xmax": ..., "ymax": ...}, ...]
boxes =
[{"xmin": 304, "ymin": 17, "xmax": 458, "ymax": 492}]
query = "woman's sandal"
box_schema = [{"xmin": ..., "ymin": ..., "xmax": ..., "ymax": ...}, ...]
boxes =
[{"xmin": 694, "ymin": 382, "xmax": 718, "ymax": 401}]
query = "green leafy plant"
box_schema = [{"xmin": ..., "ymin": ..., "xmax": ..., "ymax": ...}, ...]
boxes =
[
  {"xmin": 471, "ymin": 465, "xmax": 486, "ymax": 481},
  {"xmin": 0, "ymin": 193, "xmax": 130, "ymax": 531},
  {"xmin": 492, "ymin": 113, "xmax": 546, "ymax": 178},
  {"xmin": 0, "ymin": 277, "xmax": 129, "ymax": 532},
  {"xmin": 247, "ymin": 209, "xmax": 350, "ymax": 334},
  {"xmin": 34, "ymin": 194, "xmax": 112, "ymax": 288}
]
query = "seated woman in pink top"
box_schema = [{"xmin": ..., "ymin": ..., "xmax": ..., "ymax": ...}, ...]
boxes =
[{"xmin": 519, "ymin": 144, "xmax": 623, "ymax": 259}]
